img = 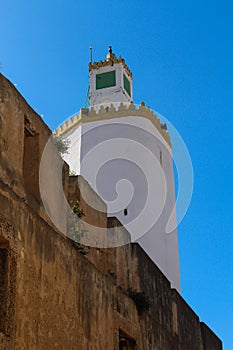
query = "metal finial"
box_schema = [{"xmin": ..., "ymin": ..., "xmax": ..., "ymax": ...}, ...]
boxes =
[
  {"xmin": 109, "ymin": 46, "xmax": 112, "ymax": 54},
  {"xmin": 89, "ymin": 46, "xmax": 93, "ymax": 63}
]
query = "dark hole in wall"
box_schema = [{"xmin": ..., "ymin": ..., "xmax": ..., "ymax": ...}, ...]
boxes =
[{"xmin": 160, "ymin": 150, "xmax": 163, "ymax": 166}]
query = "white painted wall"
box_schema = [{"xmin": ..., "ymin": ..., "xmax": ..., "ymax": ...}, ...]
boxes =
[{"xmin": 62, "ymin": 115, "xmax": 180, "ymax": 291}]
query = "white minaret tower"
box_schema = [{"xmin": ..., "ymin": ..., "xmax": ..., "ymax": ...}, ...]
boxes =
[{"xmin": 56, "ymin": 48, "xmax": 180, "ymax": 291}]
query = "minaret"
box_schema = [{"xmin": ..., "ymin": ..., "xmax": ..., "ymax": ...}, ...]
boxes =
[
  {"xmin": 89, "ymin": 46, "xmax": 133, "ymax": 106},
  {"xmin": 56, "ymin": 48, "xmax": 180, "ymax": 291}
]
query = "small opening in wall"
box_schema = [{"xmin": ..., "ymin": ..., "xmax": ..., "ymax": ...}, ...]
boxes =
[
  {"xmin": 160, "ymin": 150, "xmax": 163, "ymax": 166},
  {"xmin": 124, "ymin": 208, "xmax": 128, "ymax": 216}
]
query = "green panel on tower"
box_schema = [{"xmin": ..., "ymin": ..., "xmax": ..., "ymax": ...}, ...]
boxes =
[
  {"xmin": 123, "ymin": 74, "xmax": 131, "ymax": 97},
  {"xmin": 96, "ymin": 71, "xmax": 116, "ymax": 90}
]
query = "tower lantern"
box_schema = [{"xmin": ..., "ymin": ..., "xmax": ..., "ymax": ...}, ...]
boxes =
[{"xmin": 89, "ymin": 47, "xmax": 133, "ymax": 107}]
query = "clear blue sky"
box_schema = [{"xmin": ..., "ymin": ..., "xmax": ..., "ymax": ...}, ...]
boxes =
[{"xmin": 1, "ymin": 0, "xmax": 232, "ymax": 348}]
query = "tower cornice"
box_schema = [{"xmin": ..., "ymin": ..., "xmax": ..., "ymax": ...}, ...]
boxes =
[
  {"xmin": 89, "ymin": 55, "xmax": 133, "ymax": 79},
  {"xmin": 55, "ymin": 103, "xmax": 171, "ymax": 147}
]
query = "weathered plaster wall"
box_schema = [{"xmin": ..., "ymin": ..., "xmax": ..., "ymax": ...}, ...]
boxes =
[{"xmin": 0, "ymin": 190, "xmax": 140, "ymax": 349}]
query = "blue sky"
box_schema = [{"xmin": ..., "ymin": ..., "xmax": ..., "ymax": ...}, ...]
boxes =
[{"xmin": 1, "ymin": 0, "xmax": 232, "ymax": 348}]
